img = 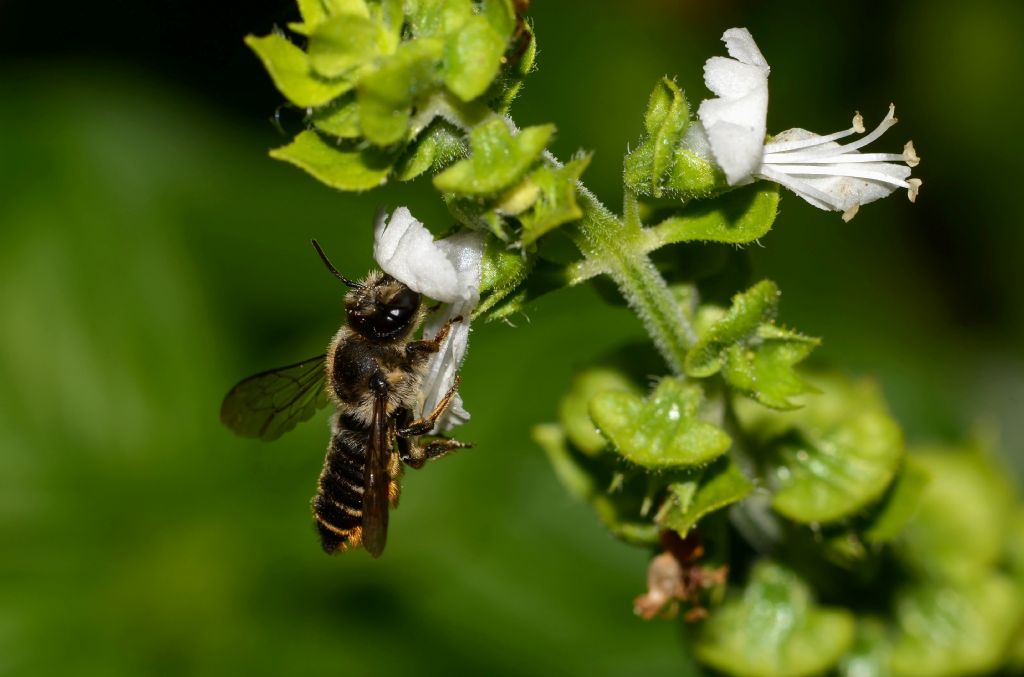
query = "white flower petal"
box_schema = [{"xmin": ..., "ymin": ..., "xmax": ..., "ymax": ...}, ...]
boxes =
[
  {"xmin": 722, "ymin": 27, "xmax": 769, "ymax": 70},
  {"xmin": 419, "ymin": 230, "xmax": 484, "ymax": 433},
  {"xmin": 373, "ymin": 207, "xmax": 460, "ymax": 302},
  {"xmin": 697, "ymin": 29, "xmax": 770, "ymax": 186}
]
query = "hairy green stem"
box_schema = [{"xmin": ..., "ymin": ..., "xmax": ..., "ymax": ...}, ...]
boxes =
[{"xmin": 572, "ymin": 188, "xmax": 696, "ymax": 375}]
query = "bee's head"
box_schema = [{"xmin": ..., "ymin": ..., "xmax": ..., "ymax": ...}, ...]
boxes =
[
  {"xmin": 344, "ymin": 271, "xmax": 422, "ymax": 341},
  {"xmin": 311, "ymin": 240, "xmax": 422, "ymax": 342}
]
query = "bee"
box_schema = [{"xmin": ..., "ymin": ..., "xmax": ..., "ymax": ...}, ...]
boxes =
[{"xmin": 220, "ymin": 240, "xmax": 471, "ymax": 558}]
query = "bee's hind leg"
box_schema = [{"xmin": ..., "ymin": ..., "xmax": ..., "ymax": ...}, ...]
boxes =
[{"xmin": 401, "ymin": 436, "xmax": 473, "ymax": 469}]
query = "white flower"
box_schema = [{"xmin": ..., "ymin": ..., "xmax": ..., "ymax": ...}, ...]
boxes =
[
  {"xmin": 373, "ymin": 207, "xmax": 484, "ymax": 432},
  {"xmin": 697, "ymin": 27, "xmax": 921, "ymax": 221}
]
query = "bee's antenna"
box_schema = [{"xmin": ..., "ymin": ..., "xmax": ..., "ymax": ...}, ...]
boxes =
[{"xmin": 311, "ymin": 239, "xmax": 362, "ymax": 288}]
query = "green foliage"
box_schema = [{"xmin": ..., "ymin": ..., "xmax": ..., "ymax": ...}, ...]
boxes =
[
  {"xmin": 590, "ymin": 377, "xmax": 732, "ymax": 470},
  {"xmin": 624, "ymin": 77, "xmax": 690, "ymax": 199},
  {"xmin": 659, "ymin": 456, "xmax": 752, "ymax": 537},
  {"xmin": 739, "ymin": 376, "xmax": 904, "ymax": 524},
  {"xmin": 245, "ymin": 5, "xmax": 1024, "ymax": 676},
  {"xmin": 433, "ymin": 118, "xmax": 553, "ymax": 195},
  {"xmin": 644, "ymin": 183, "xmax": 779, "ymax": 247},
  {"xmin": 247, "ymin": 0, "xmax": 527, "ymax": 193},
  {"xmin": 269, "ymin": 130, "xmax": 395, "ymax": 191},
  {"xmin": 686, "ymin": 280, "xmax": 818, "ymax": 409},
  {"xmin": 895, "ymin": 446, "xmax": 1015, "ymax": 581},
  {"xmin": 887, "ymin": 576, "xmax": 1022, "ymax": 676},
  {"xmin": 695, "ymin": 561, "xmax": 855, "ymax": 677},
  {"xmin": 244, "ymin": 33, "xmax": 352, "ymax": 107},
  {"xmin": 519, "ymin": 154, "xmax": 592, "ymax": 246},
  {"xmin": 532, "ymin": 423, "xmax": 659, "ymax": 546},
  {"xmin": 558, "ymin": 368, "xmax": 638, "ymax": 456}
]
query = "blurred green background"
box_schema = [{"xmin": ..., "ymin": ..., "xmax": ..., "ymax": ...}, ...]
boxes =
[{"xmin": 1, "ymin": 1, "xmax": 1021, "ymax": 675}]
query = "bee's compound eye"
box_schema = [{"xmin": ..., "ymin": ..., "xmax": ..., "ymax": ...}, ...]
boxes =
[{"xmin": 358, "ymin": 287, "xmax": 421, "ymax": 339}]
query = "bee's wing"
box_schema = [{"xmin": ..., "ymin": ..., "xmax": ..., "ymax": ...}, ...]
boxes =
[
  {"xmin": 220, "ymin": 355, "xmax": 329, "ymax": 441},
  {"xmin": 361, "ymin": 389, "xmax": 392, "ymax": 558}
]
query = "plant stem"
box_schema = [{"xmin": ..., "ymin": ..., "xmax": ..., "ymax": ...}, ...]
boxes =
[{"xmin": 572, "ymin": 187, "xmax": 696, "ymax": 375}]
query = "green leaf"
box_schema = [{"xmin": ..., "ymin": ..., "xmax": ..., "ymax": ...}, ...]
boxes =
[
  {"xmin": 473, "ymin": 234, "xmax": 531, "ymax": 316},
  {"xmin": 645, "ymin": 183, "xmax": 780, "ymax": 247},
  {"xmin": 407, "ymin": 0, "xmax": 473, "ymax": 37},
  {"xmin": 888, "ymin": 576, "xmax": 1022, "ymax": 677},
  {"xmin": 558, "ymin": 368, "xmax": 639, "ymax": 456},
  {"xmin": 838, "ymin": 619, "xmax": 892, "ymax": 677},
  {"xmin": 864, "ymin": 458, "xmax": 930, "ymax": 543},
  {"xmin": 308, "ymin": 13, "xmax": 380, "ymax": 79},
  {"xmin": 695, "ymin": 561, "xmax": 855, "ymax": 677},
  {"xmin": 519, "ymin": 154, "xmax": 591, "ymax": 246},
  {"xmin": 310, "ymin": 93, "xmax": 361, "ymax": 138},
  {"xmin": 659, "ymin": 455, "xmax": 753, "ymax": 537},
  {"xmin": 590, "ymin": 377, "xmax": 731, "ymax": 470},
  {"xmin": 624, "ymin": 77, "xmax": 689, "ymax": 198},
  {"xmin": 269, "ymin": 130, "xmax": 395, "ymax": 191},
  {"xmin": 481, "ymin": 0, "xmax": 515, "ymax": 37},
  {"xmin": 245, "ymin": 33, "xmax": 352, "ymax": 107},
  {"xmin": 737, "ymin": 375, "xmax": 905, "ymax": 524},
  {"xmin": 433, "ymin": 117, "xmax": 554, "ymax": 196},
  {"xmin": 532, "ymin": 423, "xmax": 659, "ymax": 546},
  {"xmin": 686, "ymin": 280, "xmax": 818, "ymax": 409},
  {"xmin": 443, "ymin": 14, "xmax": 508, "ymax": 100},
  {"xmin": 895, "ymin": 447, "xmax": 1015, "ymax": 582},
  {"xmin": 358, "ymin": 38, "xmax": 444, "ymax": 145},
  {"xmin": 368, "ymin": 0, "xmax": 404, "ymax": 53},
  {"xmin": 393, "ymin": 120, "xmax": 466, "ymax": 180},
  {"xmin": 293, "ymin": 0, "xmax": 370, "ymax": 32}
]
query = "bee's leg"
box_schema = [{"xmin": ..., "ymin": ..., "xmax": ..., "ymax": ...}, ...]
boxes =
[
  {"xmin": 401, "ymin": 436, "xmax": 473, "ymax": 469},
  {"xmin": 397, "ymin": 376, "xmax": 461, "ymax": 438},
  {"xmin": 405, "ymin": 315, "xmax": 464, "ymax": 363}
]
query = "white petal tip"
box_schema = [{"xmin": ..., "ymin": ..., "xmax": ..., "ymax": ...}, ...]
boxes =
[
  {"xmin": 842, "ymin": 205, "xmax": 860, "ymax": 222},
  {"xmin": 907, "ymin": 178, "xmax": 922, "ymax": 202},
  {"xmin": 903, "ymin": 140, "xmax": 921, "ymax": 167},
  {"xmin": 852, "ymin": 112, "xmax": 866, "ymax": 134}
]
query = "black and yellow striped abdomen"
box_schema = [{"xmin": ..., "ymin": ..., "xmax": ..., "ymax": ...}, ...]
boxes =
[
  {"xmin": 312, "ymin": 414, "xmax": 402, "ymax": 553},
  {"xmin": 313, "ymin": 422, "xmax": 367, "ymax": 553}
]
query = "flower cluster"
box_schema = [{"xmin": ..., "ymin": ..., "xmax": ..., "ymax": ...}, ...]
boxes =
[{"xmin": 695, "ymin": 27, "xmax": 921, "ymax": 221}]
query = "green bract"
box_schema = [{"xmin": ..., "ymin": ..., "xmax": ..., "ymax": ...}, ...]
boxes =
[
  {"xmin": 643, "ymin": 183, "xmax": 779, "ymax": 247},
  {"xmin": 433, "ymin": 118, "xmax": 553, "ymax": 195},
  {"xmin": 895, "ymin": 447, "xmax": 1015, "ymax": 581},
  {"xmin": 659, "ymin": 456, "xmax": 753, "ymax": 537},
  {"xmin": 245, "ymin": 33, "xmax": 353, "ymax": 108},
  {"xmin": 738, "ymin": 376, "xmax": 904, "ymax": 524},
  {"xmin": 590, "ymin": 377, "xmax": 731, "ymax": 470},
  {"xmin": 558, "ymin": 368, "xmax": 638, "ymax": 456},
  {"xmin": 518, "ymin": 154, "xmax": 592, "ymax": 246},
  {"xmin": 248, "ymin": 0, "xmax": 526, "ymax": 192},
  {"xmin": 532, "ymin": 423, "xmax": 659, "ymax": 546},
  {"xmin": 686, "ymin": 280, "xmax": 818, "ymax": 409},
  {"xmin": 695, "ymin": 561, "xmax": 855, "ymax": 677},
  {"xmin": 269, "ymin": 131, "xmax": 395, "ymax": 191},
  {"xmin": 624, "ymin": 77, "xmax": 690, "ymax": 199},
  {"xmin": 888, "ymin": 577, "xmax": 1022, "ymax": 677}
]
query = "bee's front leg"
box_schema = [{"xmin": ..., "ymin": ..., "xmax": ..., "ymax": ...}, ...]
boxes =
[{"xmin": 405, "ymin": 315, "xmax": 463, "ymax": 363}]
